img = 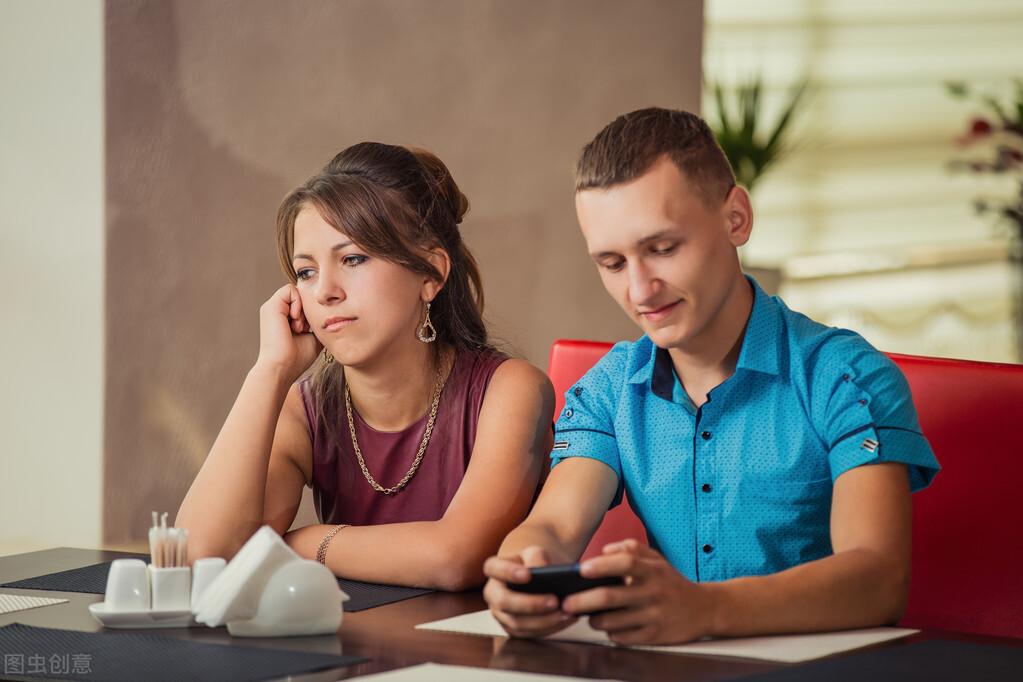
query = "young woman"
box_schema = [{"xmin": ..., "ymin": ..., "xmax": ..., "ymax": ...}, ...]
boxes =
[{"xmin": 176, "ymin": 142, "xmax": 553, "ymax": 590}]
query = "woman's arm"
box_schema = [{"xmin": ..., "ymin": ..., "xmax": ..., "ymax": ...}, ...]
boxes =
[
  {"xmin": 284, "ymin": 359, "xmax": 555, "ymax": 591},
  {"xmin": 175, "ymin": 284, "xmax": 319, "ymax": 560}
]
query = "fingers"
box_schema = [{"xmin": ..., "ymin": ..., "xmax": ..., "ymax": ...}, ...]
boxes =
[
  {"xmin": 483, "ymin": 556, "xmax": 530, "ymax": 585},
  {"xmin": 491, "ymin": 606, "xmax": 577, "ymax": 639},
  {"xmin": 579, "ymin": 551, "xmax": 644, "ymax": 581},
  {"xmin": 589, "ymin": 604, "xmax": 656, "ymax": 634},
  {"xmin": 485, "ymin": 583, "xmax": 561, "ymax": 617},
  {"xmin": 561, "ymin": 584, "xmax": 644, "ymax": 616},
  {"xmin": 520, "ymin": 546, "xmax": 551, "ymax": 569}
]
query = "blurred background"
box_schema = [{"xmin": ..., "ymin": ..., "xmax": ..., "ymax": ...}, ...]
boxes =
[{"xmin": 2, "ymin": 0, "xmax": 1021, "ymax": 555}]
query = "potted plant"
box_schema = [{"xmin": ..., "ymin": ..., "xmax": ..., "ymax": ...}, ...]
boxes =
[{"xmin": 946, "ymin": 79, "xmax": 1023, "ymax": 360}]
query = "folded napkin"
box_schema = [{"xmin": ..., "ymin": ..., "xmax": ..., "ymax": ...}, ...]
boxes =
[{"xmin": 192, "ymin": 526, "xmax": 299, "ymax": 627}]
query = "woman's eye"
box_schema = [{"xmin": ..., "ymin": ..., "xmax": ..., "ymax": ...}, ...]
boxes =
[
  {"xmin": 296, "ymin": 268, "xmax": 315, "ymax": 281},
  {"xmin": 342, "ymin": 254, "xmax": 368, "ymax": 267}
]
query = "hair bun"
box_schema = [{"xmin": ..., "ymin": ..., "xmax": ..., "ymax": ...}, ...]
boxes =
[{"xmin": 409, "ymin": 147, "xmax": 469, "ymax": 226}]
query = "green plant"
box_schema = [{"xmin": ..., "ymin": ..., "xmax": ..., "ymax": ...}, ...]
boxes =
[{"xmin": 706, "ymin": 76, "xmax": 809, "ymax": 192}]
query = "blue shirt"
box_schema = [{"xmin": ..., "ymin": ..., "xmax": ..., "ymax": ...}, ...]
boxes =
[{"xmin": 551, "ymin": 277, "xmax": 940, "ymax": 582}]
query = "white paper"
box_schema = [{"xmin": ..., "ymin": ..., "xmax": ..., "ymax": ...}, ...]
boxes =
[
  {"xmin": 416, "ymin": 609, "xmax": 919, "ymax": 663},
  {"xmin": 355, "ymin": 663, "xmax": 622, "ymax": 682},
  {"xmin": 0, "ymin": 593, "xmax": 68, "ymax": 615}
]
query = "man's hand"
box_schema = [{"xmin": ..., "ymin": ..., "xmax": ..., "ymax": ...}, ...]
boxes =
[
  {"xmin": 483, "ymin": 546, "xmax": 578, "ymax": 638},
  {"xmin": 562, "ymin": 539, "xmax": 719, "ymax": 645}
]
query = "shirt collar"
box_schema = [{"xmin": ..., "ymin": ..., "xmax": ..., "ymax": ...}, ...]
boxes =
[{"xmin": 627, "ymin": 275, "xmax": 782, "ymax": 399}]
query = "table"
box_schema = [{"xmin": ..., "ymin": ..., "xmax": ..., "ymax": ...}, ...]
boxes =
[{"xmin": 1, "ymin": 548, "xmax": 1020, "ymax": 681}]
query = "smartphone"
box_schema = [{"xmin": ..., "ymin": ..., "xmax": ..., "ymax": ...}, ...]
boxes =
[{"xmin": 507, "ymin": 563, "xmax": 624, "ymax": 600}]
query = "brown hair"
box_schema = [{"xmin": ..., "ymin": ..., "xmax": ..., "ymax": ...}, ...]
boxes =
[
  {"xmin": 275, "ymin": 142, "xmax": 490, "ymax": 442},
  {"xmin": 575, "ymin": 107, "xmax": 736, "ymax": 206}
]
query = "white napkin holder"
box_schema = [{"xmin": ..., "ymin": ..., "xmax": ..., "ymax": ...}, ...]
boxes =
[{"xmin": 192, "ymin": 525, "xmax": 348, "ymax": 637}]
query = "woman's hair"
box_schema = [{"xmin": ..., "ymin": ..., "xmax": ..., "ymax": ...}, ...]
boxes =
[{"xmin": 275, "ymin": 142, "xmax": 491, "ymax": 442}]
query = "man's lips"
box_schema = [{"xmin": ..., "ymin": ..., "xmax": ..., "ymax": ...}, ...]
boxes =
[
  {"xmin": 322, "ymin": 317, "xmax": 357, "ymax": 332},
  {"xmin": 638, "ymin": 300, "xmax": 681, "ymax": 322}
]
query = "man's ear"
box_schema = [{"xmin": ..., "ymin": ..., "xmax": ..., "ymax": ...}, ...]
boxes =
[
  {"xmin": 421, "ymin": 247, "xmax": 452, "ymax": 301},
  {"xmin": 722, "ymin": 185, "xmax": 753, "ymax": 247}
]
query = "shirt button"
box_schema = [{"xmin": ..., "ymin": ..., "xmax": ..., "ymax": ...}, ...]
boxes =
[
  {"xmin": 564, "ymin": 408, "xmax": 573, "ymax": 418},
  {"xmin": 702, "ymin": 544, "xmax": 713, "ymax": 554},
  {"xmin": 573, "ymin": 386, "xmax": 583, "ymax": 397},
  {"xmin": 842, "ymin": 373, "xmax": 850, "ymax": 381},
  {"xmin": 858, "ymin": 399, "xmax": 867, "ymax": 406},
  {"xmin": 701, "ymin": 483, "xmax": 712, "ymax": 493},
  {"xmin": 701, "ymin": 431, "xmax": 712, "ymax": 440}
]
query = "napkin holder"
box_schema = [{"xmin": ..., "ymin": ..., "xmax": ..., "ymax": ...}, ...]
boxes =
[{"xmin": 192, "ymin": 526, "xmax": 347, "ymax": 638}]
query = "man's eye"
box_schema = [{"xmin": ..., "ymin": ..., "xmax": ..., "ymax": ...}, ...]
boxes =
[
  {"xmin": 652, "ymin": 244, "xmax": 677, "ymax": 256},
  {"xmin": 603, "ymin": 260, "xmax": 625, "ymax": 273}
]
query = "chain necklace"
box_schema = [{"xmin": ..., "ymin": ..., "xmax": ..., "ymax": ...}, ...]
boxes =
[{"xmin": 343, "ymin": 353, "xmax": 450, "ymax": 495}]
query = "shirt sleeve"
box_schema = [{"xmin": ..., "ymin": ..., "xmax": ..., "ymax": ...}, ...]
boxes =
[
  {"xmin": 550, "ymin": 344, "xmax": 626, "ymax": 505},
  {"xmin": 812, "ymin": 338, "xmax": 940, "ymax": 492}
]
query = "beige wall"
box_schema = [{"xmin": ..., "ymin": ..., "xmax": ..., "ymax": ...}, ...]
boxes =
[
  {"xmin": 1, "ymin": 0, "xmax": 105, "ymax": 554},
  {"xmin": 98, "ymin": 0, "xmax": 702, "ymax": 544}
]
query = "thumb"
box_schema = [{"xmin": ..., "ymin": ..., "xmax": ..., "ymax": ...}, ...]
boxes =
[{"xmin": 520, "ymin": 545, "xmax": 551, "ymax": 569}]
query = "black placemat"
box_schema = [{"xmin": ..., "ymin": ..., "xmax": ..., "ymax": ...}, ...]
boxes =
[
  {"xmin": 3, "ymin": 561, "xmax": 433, "ymax": 612},
  {"xmin": 0, "ymin": 623, "xmax": 363, "ymax": 682},
  {"xmin": 742, "ymin": 638, "xmax": 1023, "ymax": 682},
  {"xmin": 337, "ymin": 578, "xmax": 433, "ymax": 612},
  {"xmin": 1, "ymin": 560, "xmax": 146, "ymax": 596}
]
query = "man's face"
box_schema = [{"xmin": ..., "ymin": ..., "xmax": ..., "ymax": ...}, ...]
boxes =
[{"xmin": 575, "ymin": 155, "xmax": 749, "ymax": 350}]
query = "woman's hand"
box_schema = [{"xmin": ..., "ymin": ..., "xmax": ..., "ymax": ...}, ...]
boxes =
[{"xmin": 255, "ymin": 284, "xmax": 322, "ymax": 383}]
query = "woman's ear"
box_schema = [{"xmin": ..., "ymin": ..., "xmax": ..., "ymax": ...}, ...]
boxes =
[{"xmin": 421, "ymin": 247, "xmax": 452, "ymax": 302}]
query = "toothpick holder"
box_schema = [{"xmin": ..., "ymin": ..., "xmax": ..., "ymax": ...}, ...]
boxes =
[{"xmin": 148, "ymin": 565, "xmax": 191, "ymax": 612}]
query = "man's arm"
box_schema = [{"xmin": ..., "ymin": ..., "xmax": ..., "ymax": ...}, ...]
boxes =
[
  {"xmin": 483, "ymin": 457, "xmax": 620, "ymax": 637},
  {"xmin": 563, "ymin": 462, "xmax": 911, "ymax": 644}
]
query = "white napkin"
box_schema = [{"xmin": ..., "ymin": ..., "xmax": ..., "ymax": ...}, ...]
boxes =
[{"xmin": 192, "ymin": 526, "xmax": 300, "ymax": 627}]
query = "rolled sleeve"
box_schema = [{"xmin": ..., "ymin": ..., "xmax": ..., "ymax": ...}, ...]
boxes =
[
  {"xmin": 818, "ymin": 347, "xmax": 940, "ymax": 491},
  {"xmin": 551, "ymin": 346, "xmax": 626, "ymax": 502}
]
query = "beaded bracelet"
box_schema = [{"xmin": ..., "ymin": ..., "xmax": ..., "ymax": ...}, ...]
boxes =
[{"xmin": 315, "ymin": 524, "xmax": 349, "ymax": 564}]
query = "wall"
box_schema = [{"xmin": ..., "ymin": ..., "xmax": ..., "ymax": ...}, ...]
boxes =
[
  {"xmin": 0, "ymin": 0, "xmax": 105, "ymax": 554},
  {"xmin": 102, "ymin": 0, "xmax": 705, "ymax": 544}
]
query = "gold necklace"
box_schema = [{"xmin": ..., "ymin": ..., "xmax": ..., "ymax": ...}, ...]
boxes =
[{"xmin": 344, "ymin": 354, "xmax": 450, "ymax": 495}]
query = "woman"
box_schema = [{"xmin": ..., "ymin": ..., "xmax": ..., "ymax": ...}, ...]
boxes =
[{"xmin": 176, "ymin": 142, "xmax": 553, "ymax": 590}]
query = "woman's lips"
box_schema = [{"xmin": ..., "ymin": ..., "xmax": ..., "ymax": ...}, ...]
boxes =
[
  {"xmin": 322, "ymin": 317, "xmax": 356, "ymax": 332},
  {"xmin": 638, "ymin": 300, "xmax": 681, "ymax": 323}
]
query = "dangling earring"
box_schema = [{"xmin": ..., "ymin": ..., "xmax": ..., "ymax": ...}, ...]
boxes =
[
  {"xmin": 417, "ymin": 301, "xmax": 437, "ymax": 343},
  {"xmin": 322, "ymin": 349, "xmax": 335, "ymax": 364}
]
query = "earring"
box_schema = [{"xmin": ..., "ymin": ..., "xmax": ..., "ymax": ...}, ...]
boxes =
[
  {"xmin": 322, "ymin": 349, "xmax": 335, "ymax": 364},
  {"xmin": 417, "ymin": 301, "xmax": 437, "ymax": 343}
]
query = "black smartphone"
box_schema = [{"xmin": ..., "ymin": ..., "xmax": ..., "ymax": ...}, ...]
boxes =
[{"xmin": 507, "ymin": 563, "xmax": 624, "ymax": 600}]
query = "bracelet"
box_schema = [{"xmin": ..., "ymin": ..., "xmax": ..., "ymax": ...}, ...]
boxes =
[{"xmin": 316, "ymin": 524, "xmax": 349, "ymax": 564}]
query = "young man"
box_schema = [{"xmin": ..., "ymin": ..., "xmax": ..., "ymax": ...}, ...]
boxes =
[{"xmin": 483, "ymin": 108, "xmax": 940, "ymax": 645}]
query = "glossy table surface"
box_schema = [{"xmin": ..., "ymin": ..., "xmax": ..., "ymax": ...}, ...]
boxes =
[{"xmin": 1, "ymin": 548, "xmax": 1021, "ymax": 681}]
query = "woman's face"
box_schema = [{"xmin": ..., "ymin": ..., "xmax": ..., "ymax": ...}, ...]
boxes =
[{"xmin": 291, "ymin": 205, "xmax": 427, "ymax": 367}]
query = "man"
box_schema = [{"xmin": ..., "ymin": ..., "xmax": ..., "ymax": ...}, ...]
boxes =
[{"xmin": 483, "ymin": 108, "xmax": 939, "ymax": 645}]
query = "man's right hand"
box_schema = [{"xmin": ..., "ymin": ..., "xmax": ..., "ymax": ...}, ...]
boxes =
[
  {"xmin": 255, "ymin": 283, "xmax": 322, "ymax": 384},
  {"xmin": 483, "ymin": 546, "xmax": 579, "ymax": 638}
]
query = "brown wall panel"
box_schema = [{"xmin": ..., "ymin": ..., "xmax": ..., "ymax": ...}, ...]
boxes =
[{"xmin": 104, "ymin": 0, "xmax": 703, "ymax": 543}]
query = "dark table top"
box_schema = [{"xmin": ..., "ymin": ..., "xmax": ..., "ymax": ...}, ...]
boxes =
[{"xmin": 1, "ymin": 547, "xmax": 1020, "ymax": 681}]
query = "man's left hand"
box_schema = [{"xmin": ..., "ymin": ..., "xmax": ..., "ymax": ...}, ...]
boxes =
[{"xmin": 561, "ymin": 539, "xmax": 719, "ymax": 645}]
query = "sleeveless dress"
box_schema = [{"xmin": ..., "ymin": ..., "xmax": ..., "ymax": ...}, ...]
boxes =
[{"xmin": 299, "ymin": 349, "xmax": 508, "ymax": 525}]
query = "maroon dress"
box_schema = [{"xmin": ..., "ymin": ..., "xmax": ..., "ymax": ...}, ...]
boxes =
[{"xmin": 299, "ymin": 349, "xmax": 508, "ymax": 525}]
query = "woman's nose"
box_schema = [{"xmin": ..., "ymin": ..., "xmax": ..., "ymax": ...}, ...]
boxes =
[{"xmin": 314, "ymin": 267, "xmax": 346, "ymax": 305}]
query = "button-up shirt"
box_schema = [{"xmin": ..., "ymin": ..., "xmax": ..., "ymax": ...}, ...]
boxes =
[{"xmin": 551, "ymin": 277, "xmax": 940, "ymax": 581}]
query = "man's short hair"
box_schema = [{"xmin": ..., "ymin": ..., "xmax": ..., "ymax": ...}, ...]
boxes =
[{"xmin": 575, "ymin": 107, "xmax": 736, "ymax": 207}]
